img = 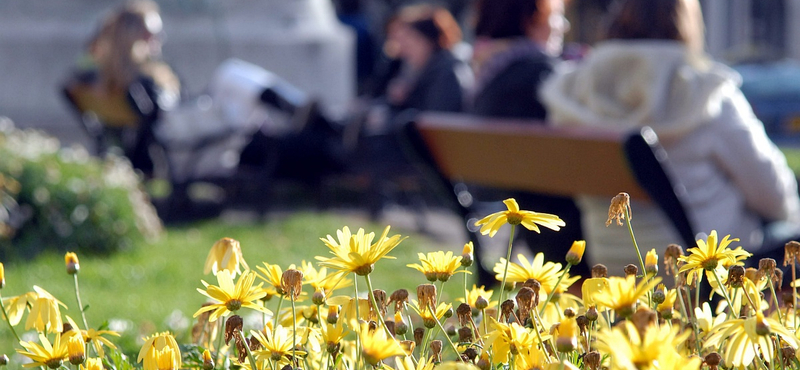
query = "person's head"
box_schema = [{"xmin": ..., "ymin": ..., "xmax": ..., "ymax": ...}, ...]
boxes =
[
  {"xmin": 474, "ymin": 0, "xmax": 569, "ymax": 56},
  {"xmin": 605, "ymin": 0, "xmax": 705, "ymax": 53},
  {"xmin": 394, "ymin": 5, "xmax": 462, "ymax": 69},
  {"xmin": 94, "ymin": 0, "xmax": 163, "ymax": 91}
]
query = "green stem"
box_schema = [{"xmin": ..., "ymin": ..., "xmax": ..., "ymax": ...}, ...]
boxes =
[
  {"xmin": 291, "ymin": 292, "xmax": 297, "ymax": 367},
  {"xmin": 793, "ymin": 262, "xmax": 798, "ymax": 330},
  {"xmin": 73, "ymin": 274, "xmax": 90, "ymax": 330},
  {"xmin": 215, "ymin": 319, "xmax": 225, "ymax": 369},
  {"xmin": 675, "ymin": 284, "xmax": 701, "ymax": 356},
  {"xmin": 0, "ymin": 291, "xmax": 21, "ymax": 343},
  {"xmin": 539, "ymin": 263, "xmax": 572, "ymax": 317},
  {"xmin": 480, "ymin": 309, "xmax": 488, "ymax": 338},
  {"xmin": 237, "ymin": 330, "xmax": 259, "ymax": 370},
  {"xmin": 623, "ymin": 208, "xmax": 646, "ymax": 281},
  {"xmin": 528, "ymin": 309, "xmax": 551, "ymax": 364},
  {"xmin": 464, "ymin": 269, "xmax": 469, "ymax": 311},
  {"xmin": 497, "ymin": 225, "xmax": 517, "ymax": 321},
  {"xmin": 428, "ymin": 304, "xmax": 462, "ymax": 361},
  {"xmin": 353, "ymin": 274, "xmax": 362, "ymax": 369},
  {"xmin": 711, "ymin": 269, "xmax": 735, "ymax": 319},
  {"xmin": 767, "ymin": 278, "xmax": 784, "ymax": 326},
  {"xmin": 273, "ymin": 297, "xmax": 284, "ymax": 334}
]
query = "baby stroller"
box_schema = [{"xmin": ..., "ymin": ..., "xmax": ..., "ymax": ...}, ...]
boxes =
[{"xmin": 64, "ymin": 58, "xmax": 345, "ymax": 221}]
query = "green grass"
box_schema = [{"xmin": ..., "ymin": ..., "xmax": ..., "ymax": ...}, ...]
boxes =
[{"xmin": 0, "ymin": 210, "xmax": 471, "ymax": 362}]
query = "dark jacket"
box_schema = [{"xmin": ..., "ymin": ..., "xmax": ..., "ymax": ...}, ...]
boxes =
[
  {"xmin": 391, "ymin": 50, "xmax": 466, "ymax": 114},
  {"xmin": 472, "ymin": 50, "xmax": 555, "ymax": 120}
]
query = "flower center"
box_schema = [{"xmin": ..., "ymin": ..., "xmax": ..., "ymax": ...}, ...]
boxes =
[
  {"xmin": 701, "ymin": 258, "xmax": 719, "ymax": 271},
  {"xmin": 354, "ymin": 264, "xmax": 374, "ymax": 276},
  {"xmin": 226, "ymin": 299, "xmax": 242, "ymax": 312},
  {"xmin": 506, "ymin": 213, "xmax": 523, "ymax": 226},
  {"xmin": 46, "ymin": 358, "xmax": 64, "ymax": 369}
]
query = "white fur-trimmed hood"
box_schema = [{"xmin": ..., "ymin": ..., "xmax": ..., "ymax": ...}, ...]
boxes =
[{"xmin": 541, "ymin": 41, "xmax": 742, "ymax": 138}]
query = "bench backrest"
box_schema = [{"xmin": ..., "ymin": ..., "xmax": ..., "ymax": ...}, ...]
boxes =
[{"xmin": 405, "ymin": 112, "xmax": 696, "ymax": 248}]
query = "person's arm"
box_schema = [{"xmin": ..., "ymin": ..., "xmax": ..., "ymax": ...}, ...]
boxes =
[{"xmin": 712, "ymin": 89, "xmax": 800, "ymax": 221}]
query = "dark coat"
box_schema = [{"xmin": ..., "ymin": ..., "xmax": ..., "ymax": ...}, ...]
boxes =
[
  {"xmin": 472, "ymin": 51, "xmax": 555, "ymax": 120},
  {"xmin": 391, "ymin": 50, "xmax": 466, "ymax": 114}
]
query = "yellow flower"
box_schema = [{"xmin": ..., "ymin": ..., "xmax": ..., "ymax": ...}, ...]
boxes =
[
  {"xmin": 410, "ymin": 301, "xmax": 452, "ymax": 328},
  {"xmin": 644, "ymin": 249, "xmax": 658, "ymax": 275},
  {"xmin": 156, "ymin": 347, "xmax": 177, "ymax": 370},
  {"xmin": 81, "ymin": 358, "xmax": 103, "ymax": 370},
  {"xmin": 65, "ymin": 252, "xmax": 80, "ymax": 275},
  {"xmin": 556, "ymin": 317, "xmax": 578, "ymax": 352},
  {"xmin": 436, "ymin": 361, "xmax": 482, "ymax": 370},
  {"xmin": 321, "ymin": 321, "xmax": 348, "ymax": 351},
  {"xmin": 0, "ymin": 262, "xmax": 5, "ymax": 289},
  {"xmin": 581, "ymin": 278, "xmax": 609, "ymax": 311},
  {"xmin": 26, "ymin": 286, "xmax": 67, "ymax": 333},
  {"xmin": 67, "ymin": 332, "xmax": 85, "ymax": 365},
  {"xmin": 592, "ymin": 275, "xmax": 661, "ymax": 318},
  {"xmin": 678, "ymin": 230, "xmax": 751, "ymax": 285},
  {"xmin": 514, "ymin": 347, "xmax": 552, "ymax": 370},
  {"xmin": 407, "ymin": 251, "xmax": 464, "ymax": 282},
  {"xmin": 705, "ymin": 311, "xmax": 799, "ymax": 367},
  {"xmin": 138, "ymin": 332, "xmax": 181, "ymax": 370},
  {"xmin": 3, "ymin": 291, "xmax": 37, "ymax": 325},
  {"xmin": 595, "ymin": 321, "xmax": 698, "ymax": 370},
  {"xmin": 65, "ymin": 315, "xmax": 120, "ymax": 358},
  {"xmin": 486, "ymin": 318, "xmax": 544, "ymax": 364},
  {"xmin": 194, "ymin": 270, "xmax": 269, "ymax": 322},
  {"xmin": 565, "ymin": 240, "xmax": 585, "ymax": 265},
  {"xmin": 301, "ymin": 261, "xmax": 352, "ymax": 297},
  {"xmin": 492, "ymin": 253, "xmax": 563, "ymax": 295},
  {"xmin": 359, "ymin": 322, "xmax": 405, "ymax": 366},
  {"xmin": 693, "ymin": 302, "xmax": 725, "ymax": 335},
  {"xmin": 328, "ymin": 296, "xmax": 373, "ymax": 327},
  {"xmin": 17, "ymin": 332, "xmax": 73, "ymax": 369},
  {"xmin": 475, "ymin": 198, "xmax": 565, "ymax": 237},
  {"xmin": 457, "ymin": 285, "xmax": 497, "ymax": 310},
  {"xmin": 396, "ymin": 355, "xmax": 435, "ymax": 370},
  {"xmin": 316, "ymin": 226, "xmax": 406, "ymax": 276},
  {"xmin": 655, "ymin": 285, "xmax": 677, "ymax": 314},
  {"xmin": 204, "ymin": 237, "xmax": 249, "ymax": 276},
  {"xmin": 252, "ymin": 324, "xmax": 299, "ymax": 361}
]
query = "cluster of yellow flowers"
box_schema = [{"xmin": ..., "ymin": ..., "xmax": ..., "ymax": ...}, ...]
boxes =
[{"xmin": 5, "ymin": 194, "xmax": 800, "ymax": 370}]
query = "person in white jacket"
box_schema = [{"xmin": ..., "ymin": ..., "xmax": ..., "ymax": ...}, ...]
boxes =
[{"xmin": 540, "ymin": 0, "xmax": 800, "ymax": 274}]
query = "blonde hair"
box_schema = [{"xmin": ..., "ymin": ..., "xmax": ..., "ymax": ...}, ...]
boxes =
[{"xmin": 94, "ymin": 1, "xmax": 178, "ymax": 94}]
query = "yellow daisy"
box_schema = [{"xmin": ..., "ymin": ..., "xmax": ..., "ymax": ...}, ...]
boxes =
[
  {"xmin": 457, "ymin": 284, "xmax": 497, "ymax": 310},
  {"xmin": 678, "ymin": 230, "xmax": 751, "ymax": 285},
  {"xmin": 705, "ymin": 311, "xmax": 799, "ymax": 367},
  {"xmin": 65, "ymin": 316, "xmax": 120, "ymax": 358},
  {"xmin": 316, "ymin": 226, "xmax": 406, "ymax": 276},
  {"xmin": 17, "ymin": 331, "xmax": 73, "ymax": 369},
  {"xmin": 251, "ymin": 324, "xmax": 306, "ymax": 362},
  {"xmin": 3, "ymin": 291, "xmax": 37, "ymax": 325},
  {"xmin": 137, "ymin": 332, "xmax": 181, "ymax": 370},
  {"xmin": 396, "ymin": 355, "xmax": 435, "ymax": 370},
  {"xmin": 595, "ymin": 321, "xmax": 696, "ymax": 370},
  {"xmin": 301, "ymin": 260, "xmax": 352, "ymax": 297},
  {"xmin": 486, "ymin": 318, "xmax": 544, "ymax": 364},
  {"xmin": 514, "ymin": 347, "xmax": 552, "ymax": 370},
  {"xmin": 194, "ymin": 270, "xmax": 269, "ymax": 322},
  {"xmin": 320, "ymin": 321, "xmax": 348, "ymax": 352},
  {"xmin": 407, "ymin": 251, "xmax": 465, "ymax": 282},
  {"xmin": 492, "ymin": 253, "xmax": 563, "ymax": 294},
  {"xmin": 474, "ymin": 198, "xmax": 565, "ymax": 237},
  {"xmin": 359, "ymin": 322, "xmax": 406, "ymax": 366},
  {"xmin": 26, "ymin": 286, "xmax": 67, "ymax": 333},
  {"xmin": 693, "ymin": 302, "xmax": 725, "ymax": 336},
  {"xmin": 592, "ymin": 275, "xmax": 661, "ymax": 318},
  {"xmin": 81, "ymin": 358, "xmax": 103, "ymax": 370},
  {"xmin": 409, "ymin": 301, "xmax": 452, "ymax": 328},
  {"xmin": 204, "ymin": 237, "xmax": 249, "ymax": 276}
]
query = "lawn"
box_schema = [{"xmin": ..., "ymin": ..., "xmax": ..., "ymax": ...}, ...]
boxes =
[{"xmin": 0, "ymin": 209, "xmax": 470, "ymax": 361}]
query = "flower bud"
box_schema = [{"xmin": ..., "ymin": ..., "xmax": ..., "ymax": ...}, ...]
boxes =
[
  {"xmin": 586, "ymin": 306, "xmax": 599, "ymax": 321},
  {"xmin": 443, "ymin": 306, "xmax": 454, "ymax": 319},
  {"xmin": 327, "ymin": 305, "xmax": 339, "ymax": 324},
  {"xmin": 704, "ymin": 352, "xmax": 721, "ymax": 370},
  {"xmin": 565, "ymin": 240, "xmax": 586, "ymax": 265},
  {"xmin": 755, "ymin": 312, "xmax": 771, "ymax": 336},
  {"xmin": 624, "ymin": 264, "xmax": 638, "ymax": 277},
  {"xmin": 645, "ymin": 249, "xmax": 658, "ymax": 275},
  {"xmin": 475, "ymin": 296, "xmax": 489, "ymax": 310},
  {"xmin": 65, "ymin": 252, "xmax": 80, "ymax": 275},
  {"xmin": 82, "ymin": 358, "xmax": 102, "ymax": 370},
  {"xmin": 563, "ymin": 307, "xmax": 576, "ymax": 318},
  {"xmin": 461, "ymin": 242, "xmax": 474, "ymax": 267},
  {"xmin": 556, "ymin": 318, "xmax": 577, "ymax": 353},
  {"xmin": 0, "ymin": 355, "xmax": 7, "ymax": 366},
  {"xmin": 477, "ymin": 352, "xmax": 490, "ymax": 370},
  {"xmin": 652, "ymin": 285, "xmax": 666, "ymax": 305},
  {"xmin": 400, "ymin": 340, "xmax": 415, "ymax": 356},
  {"xmin": 591, "ymin": 264, "xmax": 608, "ymax": 278},
  {"xmin": 312, "ymin": 289, "xmax": 326, "ymax": 306},
  {"xmin": 202, "ymin": 350, "xmax": 214, "ymax": 370},
  {"xmin": 394, "ymin": 312, "xmax": 408, "ymax": 335},
  {"xmin": 0, "ymin": 262, "xmax": 4, "ymax": 289},
  {"xmin": 68, "ymin": 333, "xmax": 86, "ymax": 365}
]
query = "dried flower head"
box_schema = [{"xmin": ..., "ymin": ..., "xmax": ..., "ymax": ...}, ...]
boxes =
[
  {"xmin": 515, "ymin": 287, "xmax": 535, "ymax": 323},
  {"xmin": 388, "ymin": 289, "xmax": 409, "ymax": 312},
  {"xmin": 624, "ymin": 264, "xmax": 638, "ymax": 277},
  {"xmin": 500, "ymin": 299, "xmax": 516, "ymax": 323},
  {"xmin": 417, "ymin": 284, "xmax": 437, "ymax": 311},
  {"xmin": 457, "ymin": 326, "xmax": 473, "ymax": 343},
  {"xmin": 414, "ymin": 328, "xmax": 425, "ymax": 347},
  {"xmin": 704, "ymin": 352, "xmax": 721, "ymax": 370},
  {"xmin": 224, "ymin": 315, "xmax": 243, "ymax": 345},
  {"xmin": 399, "ymin": 340, "xmax": 415, "ymax": 356},
  {"xmin": 430, "ymin": 340, "xmax": 443, "ymax": 362},
  {"xmin": 456, "ymin": 303, "xmax": 472, "ymax": 326},
  {"xmin": 726, "ymin": 265, "xmax": 745, "ymax": 288},
  {"xmin": 784, "ymin": 241, "xmax": 800, "ymax": 266},
  {"xmin": 584, "ymin": 351, "xmax": 601, "ymax": 370},
  {"xmin": 757, "ymin": 258, "xmax": 777, "ymax": 281},
  {"xmin": 664, "ymin": 244, "xmax": 684, "ymax": 275},
  {"xmin": 606, "ymin": 192, "xmax": 631, "ymax": 227},
  {"xmin": 591, "ymin": 264, "xmax": 608, "ymax": 278},
  {"xmin": 280, "ymin": 269, "xmax": 303, "ymax": 300}
]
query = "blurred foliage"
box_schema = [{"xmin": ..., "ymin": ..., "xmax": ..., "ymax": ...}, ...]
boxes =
[{"xmin": 0, "ymin": 118, "xmax": 162, "ymax": 259}]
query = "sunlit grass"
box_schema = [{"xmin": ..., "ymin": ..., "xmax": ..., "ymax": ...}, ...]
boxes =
[{"xmin": 0, "ymin": 210, "xmax": 464, "ymax": 358}]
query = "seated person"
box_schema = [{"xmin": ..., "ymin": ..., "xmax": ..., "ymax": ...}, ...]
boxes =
[
  {"xmin": 63, "ymin": 0, "xmax": 180, "ymax": 175},
  {"xmin": 541, "ymin": 0, "xmax": 800, "ymax": 273}
]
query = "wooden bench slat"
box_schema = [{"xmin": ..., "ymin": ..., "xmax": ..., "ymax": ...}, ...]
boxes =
[{"xmin": 416, "ymin": 112, "xmax": 649, "ymax": 199}]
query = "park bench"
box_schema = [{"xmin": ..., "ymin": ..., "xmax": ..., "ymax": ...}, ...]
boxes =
[{"xmin": 400, "ymin": 112, "xmax": 696, "ymax": 284}]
